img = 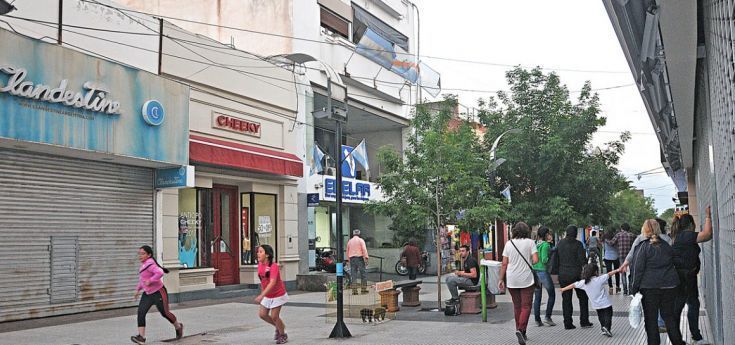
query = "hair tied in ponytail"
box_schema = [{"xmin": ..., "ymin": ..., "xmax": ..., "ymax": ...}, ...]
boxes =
[{"xmin": 140, "ymin": 245, "xmax": 169, "ymax": 274}]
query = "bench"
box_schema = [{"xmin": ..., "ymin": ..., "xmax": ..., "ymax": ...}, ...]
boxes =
[{"xmin": 378, "ymin": 280, "xmax": 423, "ymax": 311}]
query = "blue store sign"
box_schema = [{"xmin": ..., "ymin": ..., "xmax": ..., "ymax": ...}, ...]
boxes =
[
  {"xmin": 0, "ymin": 28, "xmax": 189, "ymax": 166},
  {"xmin": 155, "ymin": 165, "xmax": 195, "ymax": 189}
]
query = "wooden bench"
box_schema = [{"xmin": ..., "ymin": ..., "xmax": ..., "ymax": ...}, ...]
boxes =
[{"xmin": 378, "ymin": 280, "xmax": 423, "ymax": 311}]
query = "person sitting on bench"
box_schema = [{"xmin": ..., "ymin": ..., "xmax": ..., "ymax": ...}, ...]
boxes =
[{"xmin": 445, "ymin": 245, "xmax": 479, "ymax": 303}]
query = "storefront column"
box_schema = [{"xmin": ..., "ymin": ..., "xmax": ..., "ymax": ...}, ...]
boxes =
[
  {"xmin": 279, "ymin": 185, "xmax": 300, "ymax": 283},
  {"xmin": 160, "ymin": 188, "xmax": 182, "ymax": 293}
]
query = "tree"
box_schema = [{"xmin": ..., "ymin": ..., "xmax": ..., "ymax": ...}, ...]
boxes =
[
  {"xmin": 659, "ymin": 207, "xmax": 675, "ymax": 221},
  {"xmin": 478, "ymin": 67, "xmax": 629, "ymax": 232},
  {"xmin": 607, "ymin": 189, "xmax": 657, "ymax": 234}
]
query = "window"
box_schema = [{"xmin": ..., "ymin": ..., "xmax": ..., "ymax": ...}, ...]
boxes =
[
  {"xmin": 178, "ymin": 188, "xmax": 206, "ymax": 268},
  {"xmin": 241, "ymin": 193, "xmax": 278, "ymax": 264},
  {"xmin": 320, "ymin": 6, "xmax": 350, "ymax": 39}
]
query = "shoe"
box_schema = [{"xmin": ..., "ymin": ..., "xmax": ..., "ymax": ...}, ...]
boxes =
[
  {"xmin": 564, "ymin": 324, "xmax": 577, "ymax": 330},
  {"xmin": 515, "ymin": 331, "xmax": 526, "ymax": 345},
  {"xmin": 276, "ymin": 333, "xmax": 288, "ymax": 344},
  {"xmin": 691, "ymin": 338, "xmax": 711, "ymax": 345},
  {"xmin": 544, "ymin": 318, "xmax": 556, "ymax": 326},
  {"xmin": 521, "ymin": 331, "xmax": 527, "ymax": 341},
  {"xmin": 623, "ymin": 290, "xmax": 629, "ymax": 296},
  {"xmin": 535, "ymin": 320, "xmax": 544, "ymax": 327},
  {"xmin": 658, "ymin": 326, "xmax": 667, "ymax": 333},
  {"xmin": 616, "ymin": 287, "xmax": 622, "ymax": 294},
  {"xmin": 361, "ymin": 289, "xmax": 369, "ymax": 295},
  {"xmin": 602, "ymin": 327, "xmax": 612, "ymax": 337},
  {"xmin": 130, "ymin": 335, "xmax": 146, "ymax": 344},
  {"xmin": 581, "ymin": 323, "xmax": 594, "ymax": 328},
  {"xmin": 175, "ymin": 322, "xmax": 184, "ymax": 340}
]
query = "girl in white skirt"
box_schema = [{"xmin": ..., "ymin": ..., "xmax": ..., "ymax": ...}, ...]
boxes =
[{"xmin": 255, "ymin": 244, "xmax": 289, "ymax": 344}]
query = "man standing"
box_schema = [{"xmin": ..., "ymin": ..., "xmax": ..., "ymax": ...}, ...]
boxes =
[
  {"xmin": 445, "ymin": 245, "xmax": 479, "ymax": 304},
  {"xmin": 346, "ymin": 229, "xmax": 369, "ymax": 294},
  {"xmin": 558, "ymin": 225, "xmax": 593, "ymax": 330},
  {"xmin": 606, "ymin": 223, "xmax": 635, "ymax": 295}
]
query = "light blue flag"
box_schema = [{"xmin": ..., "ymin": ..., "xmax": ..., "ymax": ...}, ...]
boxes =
[
  {"xmin": 311, "ymin": 143, "xmax": 325, "ymax": 175},
  {"xmin": 501, "ymin": 185, "xmax": 512, "ymax": 203},
  {"xmin": 351, "ymin": 139, "xmax": 370, "ymax": 178}
]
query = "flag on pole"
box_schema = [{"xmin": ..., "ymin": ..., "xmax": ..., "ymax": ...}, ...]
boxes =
[
  {"xmin": 351, "ymin": 139, "xmax": 370, "ymax": 179},
  {"xmin": 310, "ymin": 143, "xmax": 325, "ymax": 175},
  {"xmin": 500, "ymin": 185, "xmax": 512, "ymax": 203}
]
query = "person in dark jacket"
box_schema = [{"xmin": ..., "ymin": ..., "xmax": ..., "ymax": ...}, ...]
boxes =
[
  {"xmin": 400, "ymin": 238, "xmax": 422, "ymax": 280},
  {"xmin": 557, "ymin": 225, "xmax": 592, "ymax": 330},
  {"xmin": 629, "ymin": 219, "xmax": 684, "ymax": 345}
]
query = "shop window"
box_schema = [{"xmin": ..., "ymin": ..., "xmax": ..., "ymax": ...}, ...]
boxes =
[
  {"xmin": 178, "ymin": 188, "xmax": 201, "ymax": 268},
  {"xmin": 241, "ymin": 193, "xmax": 278, "ymax": 264}
]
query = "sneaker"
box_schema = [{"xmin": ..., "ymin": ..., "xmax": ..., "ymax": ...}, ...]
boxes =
[
  {"xmin": 515, "ymin": 331, "xmax": 526, "ymax": 345},
  {"xmin": 175, "ymin": 322, "xmax": 184, "ymax": 340},
  {"xmin": 564, "ymin": 324, "xmax": 577, "ymax": 330},
  {"xmin": 535, "ymin": 320, "xmax": 544, "ymax": 327},
  {"xmin": 581, "ymin": 322, "xmax": 594, "ymax": 328},
  {"xmin": 602, "ymin": 327, "xmax": 612, "ymax": 337},
  {"xmin": 276, "ymin": 333, "xmax": 288, "ymax": 344},
  {"xmin": 544, "ymin": 318, "xmax": 556, "ymax": 326},
  {"xmin": 691, "ymin": 339, "xmax": 711, "ymax": 345},
  {"xmin": 130, "ymin": 335, "xmax": 146, "ymax": 344},
  {"xmin": 616, "ymin": 287, "xmax": 622, "ymax": 294}
]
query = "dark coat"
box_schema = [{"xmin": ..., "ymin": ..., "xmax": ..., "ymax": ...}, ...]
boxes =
[
  {"xmin": 630, "ymin": 239, "xmax": 680, "ymax": 294},
  {"xmin": 556, "ymin": 237, "xmax": 586, "ymax": 281}
]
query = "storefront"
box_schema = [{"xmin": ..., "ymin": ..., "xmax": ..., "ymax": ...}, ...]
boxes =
[{"xmin": 0, "ymin": 28, "xmax": 190, "ymax": 322}]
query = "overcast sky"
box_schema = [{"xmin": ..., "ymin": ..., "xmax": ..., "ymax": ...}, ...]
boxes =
[{"xmin": 415, "ymin": 0, "xmax": 676, "ymax": 214}]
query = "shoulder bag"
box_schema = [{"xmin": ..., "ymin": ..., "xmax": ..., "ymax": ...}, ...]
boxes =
[{"xmin": 510, "ymin": 239, "xmax": 542, "ymax": 289}]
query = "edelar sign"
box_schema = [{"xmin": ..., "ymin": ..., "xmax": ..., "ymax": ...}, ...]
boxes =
[{"xmin": 0, "ymin": 65, "xmax": 122, "ymax": 115}]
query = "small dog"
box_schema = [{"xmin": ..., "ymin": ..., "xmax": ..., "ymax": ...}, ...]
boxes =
[{"xmin": 361, "ymin": 305, "xmax": 387, "ymax": 323}]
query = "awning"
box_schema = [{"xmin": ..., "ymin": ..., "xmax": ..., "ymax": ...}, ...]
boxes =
[{"xmin": 189, "ymin": 135, "xmax": 303, "ymax": 177}]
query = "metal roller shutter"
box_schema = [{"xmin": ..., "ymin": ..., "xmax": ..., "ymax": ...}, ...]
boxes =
[{"xmin": 0, "ymin": 149, "xmax": 154, "ymax": 322}]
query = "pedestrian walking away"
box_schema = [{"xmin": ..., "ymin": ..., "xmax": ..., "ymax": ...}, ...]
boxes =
[
  {"xmin": 557, "ymin": 225, "xmax": 593, "ymax": 330},
  {"xmin": 629, "ymin": 219, "xmax": 684, "ymax": 345},
  {"xmin": 586, "ymin": 230, "xmax": 603, "ymax": 270},
  {"xmin": 499, "ymin": 222, "xmax": 539, "ymax": 345},
  {"xmin": 346, "ymin": 229, "xmax": 369, "ymax": 294},
  {"xmin": 671, "ymin": 206, "xmax": 715, "ymax": 345},
  {"xmin": 400, "ymin": 238, "xmax": 422, "ymax": 280},
  {"xmin": 561, "ymin": 263, "xmax": 623, "ymax": 338},
  {"xmin": 131, "ymin": 245, "xmax": 183, "ymax": 345},
  {"xmin": 602, "ymin": 230, "xmax": 621, "ymax": 295},
  {"xmin": 256, "ymin": 244, "xmax": 289, "ymax": 344},
  {"xmin": 605, "ymin": 223, "xmax": 636, "ymax": 295},
  {"xmin": 532, "ymin": 226, "xmax": 556, "ymax": 327}
]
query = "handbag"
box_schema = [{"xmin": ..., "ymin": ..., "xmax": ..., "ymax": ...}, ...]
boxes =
[{"xmin": 510, "ymin": 239, "xmax": 542, "ymax": 289}]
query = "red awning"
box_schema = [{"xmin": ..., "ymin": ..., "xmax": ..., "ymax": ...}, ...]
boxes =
[{"xmin": 189, "ymin": 135, "xmax": 303, "ymax": 177}]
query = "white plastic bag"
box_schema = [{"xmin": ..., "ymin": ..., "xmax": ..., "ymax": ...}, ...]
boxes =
[{"xmin": 628, "ymin": 293, "xmax": 643, "ymax": 328}]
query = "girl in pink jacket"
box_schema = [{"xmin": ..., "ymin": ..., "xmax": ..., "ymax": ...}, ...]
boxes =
[{"xmin": 131, "ymin": 245, "xmax": 183, "ymax": 344}]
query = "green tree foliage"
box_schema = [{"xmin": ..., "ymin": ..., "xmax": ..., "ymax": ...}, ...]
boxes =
[
  {"xmin": 366, "ymin": 97, "xmax": 504, "ymax": 245},
  {"xmin": 607, "ymin": 189, "xmax": 657, "ymax": 234},
  {"xmin": 478, "ymin": 67, "xmax": 630, "ymax": 232},
  {"xmin": 658, "ymin": 207, "xmax": 676, "ymax": 230}
]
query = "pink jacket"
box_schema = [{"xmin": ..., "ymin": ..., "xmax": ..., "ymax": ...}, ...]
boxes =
[{"xmin": 136, "ymin": 258, "xmax": 165, "ymax": 295}]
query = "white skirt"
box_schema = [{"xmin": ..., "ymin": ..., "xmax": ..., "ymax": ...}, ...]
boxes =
[{"xmin": 260, "ymin": 293, "xmax": 289, "ymax": 309}]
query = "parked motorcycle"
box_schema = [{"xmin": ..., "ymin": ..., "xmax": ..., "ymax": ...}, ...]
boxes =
[
  {"xmin": 395, "ymin": 250, "xmax": 429, "ymax": 276},
  {"xmin": 315, "ymin": 247, "xmax": 336, "ymax": 273}
]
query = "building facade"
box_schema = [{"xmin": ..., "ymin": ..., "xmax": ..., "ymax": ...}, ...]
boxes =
[
  {"xmin": 604, "ymin": 1, "xmax": 735, "ymax": 343},
  {"xmin": 0, "ymin": 26, "xmax": 190, "ymax": 321}
]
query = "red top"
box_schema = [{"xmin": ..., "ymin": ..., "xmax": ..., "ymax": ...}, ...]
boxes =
[{"xmin": 258, "ymin": 262, "xmax": 286, "ymax": 298}]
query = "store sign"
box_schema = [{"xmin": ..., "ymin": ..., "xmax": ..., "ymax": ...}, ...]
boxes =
[
  {"xmin": 307, "ymin": 193, "xmax": 320, "ymax": 207},
  {"xmin": 307, "ymin": 174, "xmax": 384, "ymax": 204},
  {"xmin": 0, "ymin": 28, "xmax": 190, "ymax": 166},
  {"xmin": 0, "ymin": 65, "xmax": 122, "ymax": 115},
  {"xmin": 212, "ymin": 113, "xmax": 261, "ymax": 137},
  {"xmin": 155, "ymin": 165, "xmax": 195, "ymax": 189}
]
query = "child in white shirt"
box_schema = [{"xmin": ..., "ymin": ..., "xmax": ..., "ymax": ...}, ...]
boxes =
[{"xmin": 560, "ymin": 263, "xmax": 622, "ymax": 337}]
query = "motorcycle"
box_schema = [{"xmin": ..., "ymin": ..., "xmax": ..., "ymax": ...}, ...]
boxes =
[
  {"xmin": 315, "ymin": 247, "xmax": 337, "ymax": 273},
  {"xmin": 395, "ymin": 250, "xmax": 430, "ymax": 276}
]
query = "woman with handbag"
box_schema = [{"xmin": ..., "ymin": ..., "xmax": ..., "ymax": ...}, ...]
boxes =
[{"xmin": 498, "ymin": 222, "xmax": 539, "ymax": 345}]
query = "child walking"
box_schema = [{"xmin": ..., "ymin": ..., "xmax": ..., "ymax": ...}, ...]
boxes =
[
  {"xmin": 131, "ymin": 245, "xmax": 183, "ymax": 344},
  {"xmin": 560, "ymin": 263, "xmax": 622, "ymax": 337},
  {"xmin": 256, "ymin": 244, "xmax": 289, "ymax": 344}
]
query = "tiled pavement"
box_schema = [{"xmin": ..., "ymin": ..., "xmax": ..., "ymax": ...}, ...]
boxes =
[{"xmin": 0, "ymin": 274, "xmax": 714, "ymax": 344}]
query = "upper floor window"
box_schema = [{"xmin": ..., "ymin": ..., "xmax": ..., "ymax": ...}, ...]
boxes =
[{"xmin": 320, "ymin": 5, "xmax": 351, "ymax": 40}]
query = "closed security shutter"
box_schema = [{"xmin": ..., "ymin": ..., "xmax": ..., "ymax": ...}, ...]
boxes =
[{"xmin": 0, "ymin": 149, "xmax": 154, "ymax": 322}]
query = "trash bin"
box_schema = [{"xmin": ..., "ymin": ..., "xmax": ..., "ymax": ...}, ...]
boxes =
[{"xmin": 480, "ymin": 260, "xmax": 502, "ymax": 295}]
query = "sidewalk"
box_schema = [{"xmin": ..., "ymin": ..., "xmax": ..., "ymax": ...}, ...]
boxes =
[{"xmin": 0, "ymin": 274, "xmax": 713, "ymax": 345}]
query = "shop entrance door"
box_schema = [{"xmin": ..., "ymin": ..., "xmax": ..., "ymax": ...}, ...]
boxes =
[{"xmin": 212, "ymin": 185, "xmax": 239, "ymax": 285}]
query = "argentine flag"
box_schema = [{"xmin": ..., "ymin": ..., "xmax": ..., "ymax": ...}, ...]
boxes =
[
  {"xmin": 310, "ymin": 143, "xmax": 326, "ymax": 175},
  {"xmin": 351, "ymin": 139, "xmax": 370, "ymax": 179}
]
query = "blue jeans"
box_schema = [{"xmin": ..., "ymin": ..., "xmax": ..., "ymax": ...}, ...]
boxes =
[{"xmin": 533, "ymin": 270, "xmax": 556, "ymax": 321}]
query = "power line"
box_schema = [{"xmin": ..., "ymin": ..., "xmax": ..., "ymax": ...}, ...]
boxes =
[{"xmin": 76, "ymin": 0, "xmax": 629, "ymax": 75}]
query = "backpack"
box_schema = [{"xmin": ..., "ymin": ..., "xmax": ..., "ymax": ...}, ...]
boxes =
[{"xmin": 444, "ymin": 302, "xmax": 460, "ymax": 316}]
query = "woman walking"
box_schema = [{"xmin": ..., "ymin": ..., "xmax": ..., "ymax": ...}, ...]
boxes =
[
  {"xmin": 498, "ymin": 222, "xmax": 539, "ymax": 345},
  {"xmin": 602, "ymin": 230, "xmax": 621, "ymax": 294},
  {"xmin": 131, "ymin": 245, "xmax": 183, "ymax": 344},
  {"xmin": 256, "ymin": 244, "xmax": 289, "ymax": 344},
  {"xmin": 671, "ymin": 206, "xmax": 714, "ymax": 345},
  {"xmin": 532, "ymin": 226, "xmax": 556, "ymax": 327},
  {"xmin": 629, "ymin": 219, "xmax": 684, "ymax": 345}
]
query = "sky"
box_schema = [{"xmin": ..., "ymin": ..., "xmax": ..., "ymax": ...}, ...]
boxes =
[{"xmin": 414, "ymin": 0, "xmax": 676, "ymax": 214}]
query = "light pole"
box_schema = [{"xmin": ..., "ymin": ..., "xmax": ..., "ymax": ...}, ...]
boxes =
[
  {"xmin": 274, "ymin": 53, "xmax": 350, "ymax": 338},
  {"xmin": 487, "ymin": 128, "xmax": 521, "ymax": 183}
]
